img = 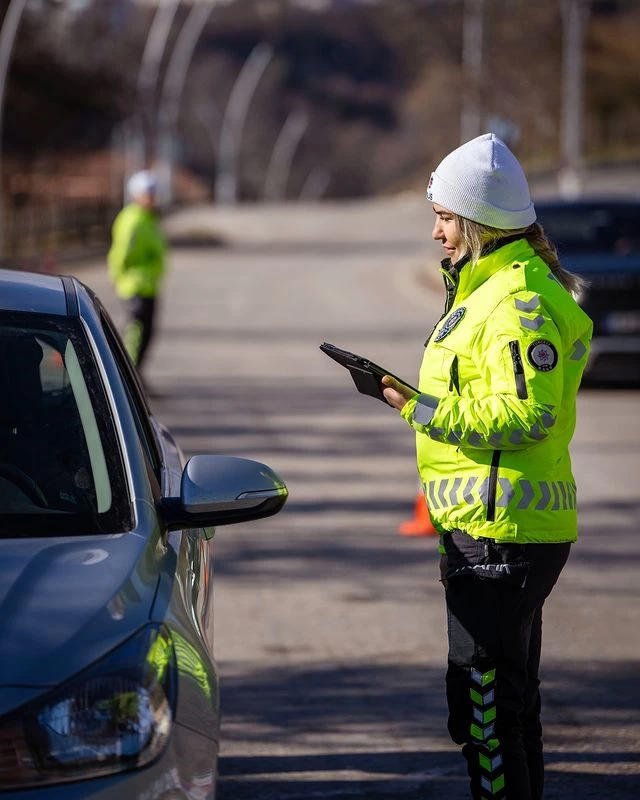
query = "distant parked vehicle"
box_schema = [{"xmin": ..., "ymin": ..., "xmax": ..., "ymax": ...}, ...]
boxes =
[
  {"xmin": 0, "ymin": 269, "xmax": 288, "ymax": 798},
  {"xmin": 535, "ymin": 199, "xmax": 640, "ymax": 383}
]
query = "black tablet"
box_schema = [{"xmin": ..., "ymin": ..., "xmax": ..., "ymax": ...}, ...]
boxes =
[{"xmin": 320, "ymin": 342, "xmax": 418, "ymax": 404}]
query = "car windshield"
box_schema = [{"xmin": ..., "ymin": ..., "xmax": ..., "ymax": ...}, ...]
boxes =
[
  {"xmin": 0, "ymin": 312, "xmax": 132, "ymax": 536},
  {"xmin": 536, "ymin": 205, "xmax": 640, "ymax": 255}
]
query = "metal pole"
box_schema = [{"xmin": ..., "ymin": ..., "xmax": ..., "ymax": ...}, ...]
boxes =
[
  {"xmin": 299, "ymin": 165, "xmax": 331, "ymax": 202},
  {"xmin": 264, "ymin": 109, "xmax": 309, "ymax": 203},
  {"xmin": 460, "ymin": 0, "xmax": 484, "ymax": 144},
  {"xmin": 136, "ymin": 0, "xmax": 182, "ymax": 166},
  {"xmin": 157, "ymin": 0, "xmax": 220, "ymax": 206},
  {"xmin": 0, "ymin": 0, "xmax": 29, "ymax": 259},
  {"xmin": 215, "ymin": 42, "xmax": 274, "ymax": 206},
  {"xmin": 559, "ymin": 0, "xmax": 590, "ymax": 198},
  {"xmin": 195, "ymin": 105, "xmax": 220, "ymax": 197}
]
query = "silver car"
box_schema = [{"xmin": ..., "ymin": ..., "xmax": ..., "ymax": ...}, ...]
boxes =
[{"xmin": 0, "ymin": 269, "xmax": 288, "ymax": 798}]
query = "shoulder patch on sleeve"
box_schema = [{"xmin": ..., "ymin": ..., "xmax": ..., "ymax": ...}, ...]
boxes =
[
  {"xmin": 527, "ymin": 339, "xmax": 558, "ymax": 372},
  {"xmin": 435, "ymin": 307, "xmax": 466, "ymax": 342}
]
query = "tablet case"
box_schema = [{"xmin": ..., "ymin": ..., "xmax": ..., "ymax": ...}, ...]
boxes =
[{"xmin": 320, "ymin": 342, "xmax": 418, "ymax": 404}]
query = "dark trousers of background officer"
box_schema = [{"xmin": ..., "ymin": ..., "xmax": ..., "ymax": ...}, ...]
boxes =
[
  {"xmin": 124, "ymin": 296, "xmax": 157, "ymax": 371},
  {"xmin": 440, "ymin": 530, "xmax": 571, "ymax": 800}
]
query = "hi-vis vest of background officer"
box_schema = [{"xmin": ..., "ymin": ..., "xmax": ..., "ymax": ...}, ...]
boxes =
[
  {"xmin": 108, "ymin": 204, "xmax": 166, "ymax": 300},
  {"xmin": 401, "ymin": 238, "xmax": 593, "ymax": 543}
]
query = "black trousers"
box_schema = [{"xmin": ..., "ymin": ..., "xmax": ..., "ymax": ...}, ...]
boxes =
[
  {"xmin": 123, "ymin": 296, "xmax": 157, "ymax": 370},
  {"xmin": 440, "ymin": 530, "xmax": 571, "ymax": 800}
]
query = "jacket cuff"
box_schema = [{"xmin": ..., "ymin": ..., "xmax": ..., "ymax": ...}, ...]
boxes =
[{"xmin": 401, "ymin": 393, "xmax": 441, "ymax": 429}]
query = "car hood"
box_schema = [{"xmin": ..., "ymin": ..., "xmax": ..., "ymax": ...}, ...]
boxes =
[
  {"xmin": 561, "ymin": 253, "xmax": 640, "ymax": 275},
  {"xmin": 0, "ymin": 517, "xmax": 164, "ymax": 710}
]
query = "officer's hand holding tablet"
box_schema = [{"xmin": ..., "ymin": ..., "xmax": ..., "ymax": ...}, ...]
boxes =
[{"xmin": 319, "ymin": 342, "xmax": 418, "ymax": 410}]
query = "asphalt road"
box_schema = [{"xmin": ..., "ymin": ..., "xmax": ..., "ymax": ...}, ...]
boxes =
[{"xmin": 74, "ymin": 200, "xmax": 640, "ymax": 800}]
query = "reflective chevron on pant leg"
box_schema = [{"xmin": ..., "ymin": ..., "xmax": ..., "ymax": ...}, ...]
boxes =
[{"xmin": 469, "ymin": 668, "xmax": 505, "ymax": 797}]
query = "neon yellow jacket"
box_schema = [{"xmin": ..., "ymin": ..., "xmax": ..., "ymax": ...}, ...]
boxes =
[
  {"xmin": 401, "ymin": 238, "xmax": 593, "ymax": 543},
  {"xmin": 107, "ymin": 204, "xmax": 166, "ymax": 299}
]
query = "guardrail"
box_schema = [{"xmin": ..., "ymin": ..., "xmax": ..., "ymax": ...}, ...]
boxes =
[{"xmin": 0, "ymin": 196, "xmax": 117, "ymax": 270}]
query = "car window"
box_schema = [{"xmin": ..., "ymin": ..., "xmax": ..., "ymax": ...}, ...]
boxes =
[
  {"xmin": 96, "ymin": 304, "xmax": 162, "ymax": 484},
  {"xmin": 537, "ymin": 206, "xmax": 640, "ymax": 255},
  {"xmin": 0, "ymin": 312, "xmax": 133, "ymax": 536}
]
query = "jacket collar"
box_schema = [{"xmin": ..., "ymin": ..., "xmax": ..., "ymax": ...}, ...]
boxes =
[{"xmin": 442, "ymin": 236, "xmax": 535, "ymax": 302}]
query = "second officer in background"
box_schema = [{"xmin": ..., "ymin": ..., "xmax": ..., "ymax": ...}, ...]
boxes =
[{"xmin": 108, "ymin": 170, "xmax": 167, "ymax": 376}]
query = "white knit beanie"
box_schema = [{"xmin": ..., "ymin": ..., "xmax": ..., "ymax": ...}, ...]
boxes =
[
  {"xmin": 426, "ymin": 133, "xmax": 536, "ymax": 229},
  {"xmin": 127, "ymin": 170, "xmax": 157, "ymax": 200}
]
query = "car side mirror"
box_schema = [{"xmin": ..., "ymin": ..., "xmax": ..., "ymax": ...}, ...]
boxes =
[{"xmin": 161, "ymin": 455, "xmax": 288, "ymax": 532}]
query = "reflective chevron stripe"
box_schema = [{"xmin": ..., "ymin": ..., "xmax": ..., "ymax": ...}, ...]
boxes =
[
  {"xmin": 519, "ymin": 314, "xmax": 545, "ymax": 331},
  {"xmin": 463, "ymin": 417, "xmax": 556, "ymax": 449},
  {"xmin": 429, "ymin": 427, "xmax": 445, "ymax": 441},
  {"xmin": 536, "ymin": 481, "xmax": 551, "ymax": 510},
  {"xmin": 571, "ymin": 339, "xmax": 587, "ymax": 360},
  {"xmin": 449, "ymin": 477, "xmax": 462, "ymax": 505},
  {"xmin": 413, "ymin": 394, "xmax": 440, "ymax": 425},
  {"xmin": 517, "ymin": 479, "xmax": 534, "ymax": 510},
  {"xmin": 425, "ymin": 477, "xmax": 577, "ymax": 512},
  {"xmin": 427, "ymin": 480, "xmax": 439, "ymax": 509},
  {"xmin": 470, "ymin": 667, "xmax": 505, "ymax": 797},
  {"xmin": 437, "ymin": 480, "xmax": 449, "ymax": 507},
  {"xmin": 463, "ymin": 477, "xmax": 477, "ymax": 504},
  {"xmin": 559, "ymin": 481, "xmax": 568, "ymax": 510},
  {"xmin": 471, "ymin": 667, "xmax": 495, "ymax": 686},
  {"xmin": 481, "ymin": 774, "xmax": 506, "ymax": 795},
  {"xmin": 515, "ymin": 294, "xmax": 540, "ymax": 312},
  {"xmin": 495, "ymin": 478, "xmax": 514, "ymax": 508}
]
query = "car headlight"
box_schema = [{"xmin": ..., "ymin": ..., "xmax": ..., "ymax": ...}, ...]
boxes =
[{"xmin": 0, "ymin": 625, "xmax": 175, "ymax": 789}]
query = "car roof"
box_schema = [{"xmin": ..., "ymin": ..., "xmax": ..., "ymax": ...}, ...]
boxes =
[
  {"xmin": 534, "ymin": 198, "xmax": 640, "ymax": 210},
  {"xmin": 0, "ymin": 268, "xmax": 74, "ymax": 316}
]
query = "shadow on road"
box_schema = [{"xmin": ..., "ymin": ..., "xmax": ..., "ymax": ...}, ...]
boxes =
[{"xmin": 216, "ymin": 659, "xmax": 640, "ymax": 799}]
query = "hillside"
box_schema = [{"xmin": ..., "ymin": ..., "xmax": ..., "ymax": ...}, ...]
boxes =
[{"xmin": 2, "ymin": 0, "xmax": 640, "ymax": 203}]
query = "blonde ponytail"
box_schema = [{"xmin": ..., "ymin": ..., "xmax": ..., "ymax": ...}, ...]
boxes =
[{"xmin": 456, "ymin": 216, "xmax": 586, "ymax": 299}]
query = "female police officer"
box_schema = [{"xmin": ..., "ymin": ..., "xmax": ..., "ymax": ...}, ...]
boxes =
[{"xmin": 382, "ymin": 133, "xmax": 592, "ymax": 800}]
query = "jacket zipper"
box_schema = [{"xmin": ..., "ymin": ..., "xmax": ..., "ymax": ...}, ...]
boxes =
[
  {"xmin": 426, "ymin": 238, "xmax": 524, "ymax": 348},
  {"xmin": 486, "ymin": 449, "xmax": 501, "ymax": 522},
  {"xmin": 509, "ymin": 340, "xmax": 528, "ymax": 399},
  {"xmin": 424, "ymin": 259, "xmax": 460, "ymax": 346}
]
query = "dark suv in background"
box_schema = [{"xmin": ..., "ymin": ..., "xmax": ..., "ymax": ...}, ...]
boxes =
[{"xmin": 535, "ymin": 199, "xmax": 640, "ymax": 383}]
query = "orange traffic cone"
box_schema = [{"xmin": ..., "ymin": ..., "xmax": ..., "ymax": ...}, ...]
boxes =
[{"xmin": 398, "ymin": 492, "xmax": 437, "ymax": 537}]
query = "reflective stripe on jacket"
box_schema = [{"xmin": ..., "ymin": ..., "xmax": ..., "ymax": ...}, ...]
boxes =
[
  {"xmin": 401, "ymin": 238, "xmax": 593, "ymax": 543},
  {"xmin": 107, "ymin": 204, "xmax": 166, "ymax": 299}
]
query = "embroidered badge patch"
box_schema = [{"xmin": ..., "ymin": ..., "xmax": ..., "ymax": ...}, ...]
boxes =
[
  {"xmin": 527, "ymin": 339, "xmax": 558, "ymax": 371},
  {"xmin": 434, "ymin": 307, "xmax": 466, "ymax": 342}
]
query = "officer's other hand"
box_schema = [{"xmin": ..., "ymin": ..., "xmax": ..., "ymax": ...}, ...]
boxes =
[{"xmin": 381, "ymin": 376, "xmax": 416, "ymax": 411}]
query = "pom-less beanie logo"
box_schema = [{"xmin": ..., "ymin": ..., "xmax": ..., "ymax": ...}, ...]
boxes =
[
  {"xmin": 426, "ymin": 172, "xmax": 435, "ymax": 201},
  {"xmin": 435, "ymin": 307, "xmax": 466, "ymax": 341}
]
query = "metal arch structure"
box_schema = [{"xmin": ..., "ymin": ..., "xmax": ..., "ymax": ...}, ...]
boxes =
[
  {"xmin": 559, "ymin": 0, "xmax": 591, "ymax": 198},
  {"xmin": 0, "ymin": 0, "xmax": 30, "ymax": 258},
  {"xmin": 136, "ymin": 0, "xmax": 183, "ymax": 166},
  {"xmin": 157, "ymin": 0, "xmax": 232, "ymax": 206},
  {"xmin": 214, "ymin": 42, "xmax": 274, "ymax": 206},
  {"xmin": 263, "ymin": 109, "xmax": 309, "ymax": 203},
  {"xmin": 460, "ymin": 0, "xmax": 484, "ymax": 144},
  {"xmin": 299, "ymin": 165, "xmax": 331, "ymax": 202}
]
